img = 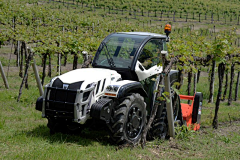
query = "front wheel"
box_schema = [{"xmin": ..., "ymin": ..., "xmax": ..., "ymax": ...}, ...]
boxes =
[{"xmin": 108, "ymin": 93, "xmax": 146, "ymax": 145}]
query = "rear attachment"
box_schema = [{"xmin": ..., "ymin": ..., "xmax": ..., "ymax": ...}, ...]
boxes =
[{"xmin": 180, "ymin": 92, "xmax": 203, "ymax": 131}]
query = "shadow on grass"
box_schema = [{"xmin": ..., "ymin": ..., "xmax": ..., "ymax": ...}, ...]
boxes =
[{"xmin": 24, "ymin": 123, "xmax": 113, "ymax": 147}]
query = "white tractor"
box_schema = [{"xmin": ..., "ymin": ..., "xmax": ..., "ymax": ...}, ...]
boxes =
[{"xmin": 36, "ymin": 32, "xmax": 202, "ymax": 144}]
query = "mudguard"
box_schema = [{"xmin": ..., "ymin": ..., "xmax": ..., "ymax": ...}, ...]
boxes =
[{"xmin": 117, "ymin": 82, "xmax": 148, "ymax": 98}]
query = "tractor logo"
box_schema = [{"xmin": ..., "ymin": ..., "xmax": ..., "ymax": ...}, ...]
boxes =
[{"xmin": 63, "ymin": 84, "xmax": 69, "ymax": 89}]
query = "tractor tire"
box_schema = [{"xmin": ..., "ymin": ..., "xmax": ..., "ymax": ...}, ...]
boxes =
[
  {"xmin": 172, "ymin": 94, "xmax": 183, "ymax": 125},
  {"xmin": 148, "ymin": 102, "xmax": 168, "ymax": 140},
  {"xmin": 192, "ymin": 92, "xmax": 203, "ymax": 124},
  {"xmin": 108, "ymin": 93, "xmax": 146, "ymax": 145},
  {"xmin": 47, "ymin": 118, "xmax": 83, "ymax": 134},
  {"xmin": 148, "ymin": 94, "xmax": 182, "ymax": 140}
]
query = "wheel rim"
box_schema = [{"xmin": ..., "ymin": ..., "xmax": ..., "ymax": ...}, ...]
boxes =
[{"xmin": 126, "ymin": 104, "xmax": 144, "ymax": 140}]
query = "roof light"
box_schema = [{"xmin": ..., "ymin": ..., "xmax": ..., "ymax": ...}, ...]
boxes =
[{"xmin": 164, "ymin": 24, "xmax": 171, "ymax": 37}]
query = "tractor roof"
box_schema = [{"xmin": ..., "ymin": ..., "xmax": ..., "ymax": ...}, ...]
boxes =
[{"xmin": 117, "ymin": 32, "xmax": 166, "ymax": 38}]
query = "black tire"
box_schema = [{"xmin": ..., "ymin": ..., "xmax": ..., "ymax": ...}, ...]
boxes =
[
  {"xmin": 47, "ymin": 118, "xmax": 83, "ymax": 134},
  {"xmin": 192, "ymin": 92, "xmax": 203, "ymax": 124},
  {"xmin": 172, "ymin": 94, "xmax": 183, "ymax": 126},
  {"xmin": 109, "ymin": 93, "xmax": 146, "ymax": 145},
  {"xmin": 148, "ymin": 93, "xmax": 182, "ymax": 140},
  {"xmin": 149, "ymin": 102, "xmax": 168, "ymax": 140}
]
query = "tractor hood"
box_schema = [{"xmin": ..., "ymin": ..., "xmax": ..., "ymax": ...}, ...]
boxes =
[{"xmin": 50, "ymin": 68, "xmax": 121, "ymax": 91}]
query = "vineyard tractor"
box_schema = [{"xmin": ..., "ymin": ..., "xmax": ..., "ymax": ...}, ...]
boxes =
[{"xmin": 36, "ymin": 28, "xmax": 203, "ymax": 144}]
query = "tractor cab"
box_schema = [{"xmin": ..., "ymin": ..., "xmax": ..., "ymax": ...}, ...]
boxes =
[{"xmin": 92, "ymin": 32, "xmax": 168, "ymax": 81}]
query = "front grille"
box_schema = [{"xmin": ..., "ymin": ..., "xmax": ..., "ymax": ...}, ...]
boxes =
[
  {"xmin": 46, "ymin": 87, "xmax": 77, "ymax": 116},
  {"xmin": 96, "ymin": 80, "xmax": 101, "ymax": 94},
  {"xmin": 43, "ymin": 80, "xmax": 96, "ymax": 123},
  {"xmin": 101, "ymin": 79, "xmax": 106, "ymax": 92}
]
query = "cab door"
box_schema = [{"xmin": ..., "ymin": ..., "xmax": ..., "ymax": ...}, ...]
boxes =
[{"xmin": 135, "ymin": 39, "xmax": 167, "ymax": 81}]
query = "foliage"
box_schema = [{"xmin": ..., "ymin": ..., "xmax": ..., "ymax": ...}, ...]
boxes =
[{"xmin": 175, "ymin": 125, "xmax": 195, "ymax": 140}]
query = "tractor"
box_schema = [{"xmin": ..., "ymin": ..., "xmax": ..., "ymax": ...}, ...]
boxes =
[{"xmin": 36, "ymin": 29, "xmax": 203, "ymax": 145}]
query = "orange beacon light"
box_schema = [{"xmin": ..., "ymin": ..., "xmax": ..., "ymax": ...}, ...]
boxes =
[{"xmin": 164, "ymin": 24, "xmax": 171, "ymax": 37}]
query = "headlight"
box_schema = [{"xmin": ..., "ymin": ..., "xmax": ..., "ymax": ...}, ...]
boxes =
[
  {"xmin": 113, "ymin": 86, "xmax": 119, "ymax": 92},
  {"xmin": 106, "ymin": 85, "xmax": 114, "ymax": 92},
  {"xmin": 106, "ymin": 85, "xmax": 119, "ymax": 92}
]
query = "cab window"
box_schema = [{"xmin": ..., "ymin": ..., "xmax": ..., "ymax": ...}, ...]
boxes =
[{"xmin": 138, "ymin": 39, "xmax": 165, "ymax": 70}]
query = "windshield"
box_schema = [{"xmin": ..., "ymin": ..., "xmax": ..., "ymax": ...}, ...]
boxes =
[{"xmin": 94, "ymin": 33, "xmax": 148, "ymax": 68}]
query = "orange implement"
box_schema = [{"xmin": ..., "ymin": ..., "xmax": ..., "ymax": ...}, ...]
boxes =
[{"xmin": 179, "ymin": 94, "xmax": 200, "ymax": 131}]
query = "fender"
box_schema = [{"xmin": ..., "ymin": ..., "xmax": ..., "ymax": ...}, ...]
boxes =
[
  {"xmin": 104, "ymin": 80, "xmax": 148, "ymax": 98},
  {"xmin": 117, "ymin": 82, "xmax": 148, "ymax": 98}
]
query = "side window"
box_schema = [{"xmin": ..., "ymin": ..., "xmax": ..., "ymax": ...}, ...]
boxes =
[
  {"xmin": 162, "ymin": 40, "xmax": 167, "ymax": 51},
  {"xmin": 138, "ymin": 39, "xmax": 163, "ymax": 70}
]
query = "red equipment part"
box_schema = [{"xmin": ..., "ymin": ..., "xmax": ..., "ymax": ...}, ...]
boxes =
[{"xmin": 180, "ymin": 93, "xmax": 202, "ymax": 131}]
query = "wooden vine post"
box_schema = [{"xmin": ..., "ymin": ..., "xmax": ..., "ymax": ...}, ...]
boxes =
[
  {"xmin": 164, "ymin": 70, "xmax": 175, "ymax": 138},
  {"xmin": 81, "ymin": 51, "xmax": 92, "ymax": 68},
  {"xmin": 0, "ymin": 61, "xmax": 9, "ymax": 89},
  {"xmin": 32, "ymin": 59, "xmax": 44, "ymax": 96}
]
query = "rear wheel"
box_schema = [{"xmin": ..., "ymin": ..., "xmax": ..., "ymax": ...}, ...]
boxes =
[
  {"xmin": 149, "ymin": 102, "xmax": 168, "ymax": 140},
  {"xmin": 108, "ymin": 93, "xmax": 146, "ymax": 145},
  {"xmin": 172, "ymin": 94, "xmax": 183, "ymax": 126},
  {"xmin": 149, "ymin": 92, "xmax": 182, "ymax": 140}
]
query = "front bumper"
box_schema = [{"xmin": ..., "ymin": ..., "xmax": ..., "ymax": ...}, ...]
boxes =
[{"xmin": 40, "ymin": 84, "xmax": 95, "ymax": 124}]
